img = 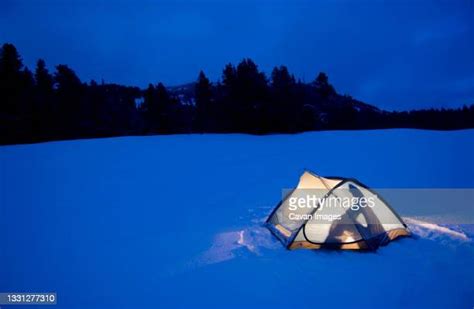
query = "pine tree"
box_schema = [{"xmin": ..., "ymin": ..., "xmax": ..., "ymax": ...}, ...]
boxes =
[
  {"xmin": 313, "ymin": 72, "xmax": 335, "ymax": 98},
  {"xmin": 35, "ymin": 59, "xmax": 53, "ymax": 93},
  {"xmin": 271, "ymin": 66, "xmax": 295, "ymax": 93},
  {"xmin": 222, "ymin": 63, "xmax": 236, "ymax": 89},
  {"xmin": 0, "ymin": 43, "xmax": 24, "ymax": 114},
  {"xmin": 34, "ymin": 59, "xmax": 54, "ymax": 135},
  {"xmin": 54, "ymin": 64, "xmax": 83, "ymax": 134},
  {"xmin": 195, "ymin": 70, "xmax": 212, "ymax": 131},
  {"xmin": 155, "ymin": 82, "xmax": 170, "ymax": 110}
]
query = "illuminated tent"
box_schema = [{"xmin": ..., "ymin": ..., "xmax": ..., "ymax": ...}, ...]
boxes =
[{"xmin": 266, "ymin": 170, "xmax": 410, "ymax": 250}]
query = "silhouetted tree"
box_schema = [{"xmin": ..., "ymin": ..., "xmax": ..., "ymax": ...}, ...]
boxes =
[
  {"xmin": 142, "ymin": 83, "xmax": 157, "ymax": 132},
  {"xmin": 0, "ymin": 43, "xmax": 38, "ymax": 142},
  {"xmin": 35, "ymin": 59, "xmax": 53, "ymax": 91},
  {"xmin": 155, "ymin": 83, "xmax": 170, "ymax": 108},
  {"xmin": 271, "ymin": 66, "xmax": 295, "ymax": 92},
  {"xmin": 222, "ymin": 63, "xmax": 236, "ymax": 90},
  {"xmin": 224, "ymin": 58, "xmax": 268, "ymax": 132},
  {"xmin": 313, "ymin": 72, "xmax": 335, "ymax": 98},
  {"xmin": 0, "ymin": 43, "xmax": 23, "ymax": 115},
  {"xmin": 33, "ymin": 59, "xmax": 54, "ymax": 136},
  {"xmin": 195, "ymin": 70, "xmax": 212, "ymax": 131},
  {"xmin": 19, "ymin": 66, "xmax": 35, "ymax": 132},
  {"xmin": 86, "ymin": 80, "xmax": 106, "ymax": 133},
  {"xmin": 235, "ymin": 58, "xmax": 267, "ymax": 100},
  {"xmin": 142, "ymin": 82, "xmax": 175, "ymax": 133},
  {"xmin": 54, "ymin": 64, "xmax": 84, "ymax": 135}
]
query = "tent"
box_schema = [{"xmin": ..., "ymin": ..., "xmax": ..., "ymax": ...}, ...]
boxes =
[{"xmin": 266, "ymin": 171, "xmax": 410, "ymax": 250}]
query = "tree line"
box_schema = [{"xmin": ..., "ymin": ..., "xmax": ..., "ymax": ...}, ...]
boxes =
[{"xmin": 0, "ymin": 43, "xmax": 473, "ymax": 145}]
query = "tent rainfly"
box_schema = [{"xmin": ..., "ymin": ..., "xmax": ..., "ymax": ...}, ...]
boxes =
[{"xmin": 266, "ymin": 171, "xmax": 410, "ymax": 250}]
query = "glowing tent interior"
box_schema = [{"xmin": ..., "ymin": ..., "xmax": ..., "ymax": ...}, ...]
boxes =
[{"xmin": 266, "ymin": 171, "xmax": 410, "ymax": 250}]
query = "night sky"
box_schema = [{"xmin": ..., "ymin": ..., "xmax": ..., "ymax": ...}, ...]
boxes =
[{"xmin": 1, "ymin": 0, "xmax": 473, "ymax": 110}]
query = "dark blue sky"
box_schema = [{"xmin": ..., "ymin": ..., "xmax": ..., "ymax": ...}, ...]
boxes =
[{"xmin": 1, "ymin": 0, "xmax": 473, "ymax": 110}]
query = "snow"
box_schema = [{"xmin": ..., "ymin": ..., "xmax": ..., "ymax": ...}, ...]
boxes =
[{"xmin": 0, "ymin": 129, "xmax": 473, "ymax": 308}]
